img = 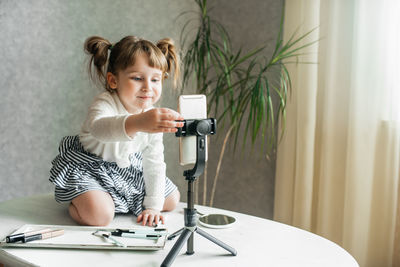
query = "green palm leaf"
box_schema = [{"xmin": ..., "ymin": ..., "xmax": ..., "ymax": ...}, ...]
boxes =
[{"xmin": 181, "ymin": 0, "xmax": 318, "ymax": 155}]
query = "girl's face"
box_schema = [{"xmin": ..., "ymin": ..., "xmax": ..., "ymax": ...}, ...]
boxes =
[{"xmin": 108, "ymin": 53, "xmax": 163, "ymax": 114}]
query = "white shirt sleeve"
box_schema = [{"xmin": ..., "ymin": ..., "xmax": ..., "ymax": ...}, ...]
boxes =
[
  {"xmin": 85, "ymin": 94, "xmax": 134, "ymax": 142},
  {"xmin": 142, "ymin": 132, "xmax": 166, "ymax": 211}
]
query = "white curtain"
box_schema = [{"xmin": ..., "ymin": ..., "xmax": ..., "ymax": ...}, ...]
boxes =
[{"xmin": 274, "ymin": 1, "xmax": 400, "ymax": 266}]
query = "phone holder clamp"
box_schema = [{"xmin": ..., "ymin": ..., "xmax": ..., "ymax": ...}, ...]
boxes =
[{"xmin": 175, "ymin": 119, "xmax": 216, "ymax": 180}]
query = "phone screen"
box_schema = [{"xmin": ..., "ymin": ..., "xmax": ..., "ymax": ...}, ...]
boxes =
[{"xmin": 178, "ymin": 95, "xmax": 207, "ymax": 165}]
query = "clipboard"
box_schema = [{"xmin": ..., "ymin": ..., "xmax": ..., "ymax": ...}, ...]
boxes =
[{"xmin": 0, "ymin": 224, "xmax": 167, "ymax": 250}]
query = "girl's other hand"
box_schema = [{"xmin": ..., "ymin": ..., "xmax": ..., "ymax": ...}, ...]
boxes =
[
  {"xmin": 139, "ymin": 108, "xmax": 184, "ymax": 133},
  {"xmin": 137, "ymin": 209, "xmax": 165, "ymax": 226}
]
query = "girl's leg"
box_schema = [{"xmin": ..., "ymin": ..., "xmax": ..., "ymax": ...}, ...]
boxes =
[
  {"xmin": 68, "ymin": 203, "xmax": 86, "ymax": 225},
  {"xmin": 69, "ymin": 190, "xmax": 115, "ymax": 226},
  {"xmin": 162, "ymin": 189, "xmax": 180, "ymax": 212}
]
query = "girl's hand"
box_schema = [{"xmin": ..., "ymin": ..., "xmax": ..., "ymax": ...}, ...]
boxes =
[
  {"xmin": 140, "ymin": 108, "xmax": 184, "ymax": 133},
  {"xmin": 126, "ymin": 108, "xmax": 184, "ymax": 135},
  {"xmin": 137, "ymin": 209, "xmax": 165, "ymax": 226}
]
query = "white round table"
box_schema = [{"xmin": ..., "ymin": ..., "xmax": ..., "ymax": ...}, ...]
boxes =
[{"xmin": 0, "ymin": 194, "xmax": 358, "ymax": 267}]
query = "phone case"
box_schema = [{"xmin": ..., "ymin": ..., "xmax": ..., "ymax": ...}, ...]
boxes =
[{"xmin": 178, "ymin": 95, "xmax": 207, "ymax": 165}]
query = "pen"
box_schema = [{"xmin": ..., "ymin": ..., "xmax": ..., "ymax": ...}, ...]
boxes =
[
  {"xmin": 23, "ymin": 229, "xmax": 64, "ymax": 243},
  {"xmin": 103, "ymin": 234, "xmax": 126, "ymax": 248},
  {"xmin": 116, "ymin": 228, "xmax": 167, "ymax": 234},
  {"xmin": 92, "ymin": 231, "xmax": 126, "ymax": 248},
  {"xmin": 112, "ymin": 232, "xmax": 161, "ymax": 240},
  {"xmin": 6, "ymin": 228, "xmax": 52, "ymax": 243}
]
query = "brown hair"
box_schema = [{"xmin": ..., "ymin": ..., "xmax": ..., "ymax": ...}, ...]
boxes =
[{"xmin": 84, "ymin": 35, "xmax": 180, "ymax": 91}]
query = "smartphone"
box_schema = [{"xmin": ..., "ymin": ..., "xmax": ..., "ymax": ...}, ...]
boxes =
[{"xmin": 178, "ymin": 95, "xmax": 207, "ymax": 165}]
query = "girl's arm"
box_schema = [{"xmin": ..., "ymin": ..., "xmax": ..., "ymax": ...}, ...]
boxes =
[
  {"xmin": 124, "ymin": 108, "xmax": 184, "ymax": 137},
  {"xmin": 139, "ymin": 132, "xmax": 167, "ymax": 226},
  {"xmin": 141, "ymin": 132, "xmax": 166, "ymax": 212},
  {"xmin": 126, "ymin": 108, "xmax": 183, "ymax": 226}
]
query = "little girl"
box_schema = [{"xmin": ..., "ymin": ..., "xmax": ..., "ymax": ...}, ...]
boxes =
[{"xmin": 49, "ymin": 35, "xmax": 184, "ymax": 227}]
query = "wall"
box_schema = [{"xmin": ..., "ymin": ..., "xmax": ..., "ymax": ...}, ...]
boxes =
[
  {"xmin": 0, "ymin": 0, "xmax": 283, "ymax": 219},
  {"xmin": 0, "ymin": 0, "xmax": 195, "ymax": 201}
]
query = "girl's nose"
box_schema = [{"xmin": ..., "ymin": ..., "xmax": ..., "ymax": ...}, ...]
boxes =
[{"xmin": 142, "ymin": 79, "xmax": 151, "ymax": 91}]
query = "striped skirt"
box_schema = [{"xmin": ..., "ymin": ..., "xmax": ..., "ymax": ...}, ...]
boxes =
[{"xmin": 49, "ymin": 136, "xmax": 177, "ymax": 216}]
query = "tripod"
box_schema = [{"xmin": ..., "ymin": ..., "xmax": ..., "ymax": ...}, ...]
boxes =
[{"xmin": 161, "ymin": 119, "xmax": 237, "ymax": 267}]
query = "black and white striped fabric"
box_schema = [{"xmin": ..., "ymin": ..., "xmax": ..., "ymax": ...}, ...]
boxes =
[{"xmin": 49, "ymin": 135, "xmax": 177, "ymax": 216}]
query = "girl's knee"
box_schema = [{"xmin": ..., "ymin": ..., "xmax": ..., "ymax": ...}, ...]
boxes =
[
  {"xmin": 84, "ymin": 205, "xmax": 114, "ymax": 226},
  {"xmin": 71, "ymin": 191, "xmax": 115, "ymax": 226},
  {"xmin": 163, "ymin": 189, "xmax": 180, "ymax": 212}
]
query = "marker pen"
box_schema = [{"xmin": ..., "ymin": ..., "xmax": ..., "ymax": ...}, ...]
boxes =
[
  {"xmin": 6, "ymin": 228, "xmax": 52, "ymax": 243},
  {"xmin": 23, "ymin": 229, "xmax": 64, "ymax": 243},
  {"xmin": 112, "ymin": 232, "xmax": 161, "ymax": 240},
  {"xmin": 116, "ymin": 228, "xmax": 167, "ymax": 234}
]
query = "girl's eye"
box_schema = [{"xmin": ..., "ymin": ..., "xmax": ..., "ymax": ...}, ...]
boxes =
[
  {"xmin": 131, "ymin": 77, "xmax": 142, "ymax": 81},
  {"xmin": 152, "ymin": 79, "xmax": 160, "ymax": 82}
]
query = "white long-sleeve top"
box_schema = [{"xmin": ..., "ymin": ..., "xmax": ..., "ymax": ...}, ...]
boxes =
[{"xmin": 79, "ymin": 91, "xmax": 166, "ymax": 211}]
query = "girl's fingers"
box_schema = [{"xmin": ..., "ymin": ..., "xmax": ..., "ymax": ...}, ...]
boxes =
[
  {"xmin": 160, "ymin": 128, "xmax": 178, "ymax": 133},
  {"xmin": 148, "ymin": 128, "xmax": 177, "ymax": 133},
  {"xmin": 160, "ymin": 121, "xmax": 184, "ymax": 128},
  {"xmin": 159, "ymin": 108, "xmax": 171, "ymax": 114},
  {"xmin": 159, "ymin": 108, "xmax": 184, "ymax": 120},
  {"xmin": 161, "ymin": 114, "xmax": 182, "ymax": 121},
  {"xmin": 154, "ymin": 215, "xmax": 159, "ymax": 226},
  {"xmin": 138, "ymin": 213, "xmax": 165, "ymax": 226},
  {"xmin": 142, "ymin": 213, "xmax": 149, "ymax": 226},
  {"xmin": 147, "ymin": 214, "xmax": 155, "ymax": 226}
]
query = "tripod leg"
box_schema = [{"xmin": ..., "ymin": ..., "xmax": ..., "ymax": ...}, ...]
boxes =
[
  {"xmin": 161, "ymin": 228, "xmax": 193, "ymax": 267},
  {"xmin": 196, "ymin": 228, "xmax": 237, "ymax": 256},
  {"xmin": 187, "ymin": 231, "xmax": 194, "ymax": 255},
  {"xmin": 167, "ymin": 227, "xmax": 185, "ymax": 240}
]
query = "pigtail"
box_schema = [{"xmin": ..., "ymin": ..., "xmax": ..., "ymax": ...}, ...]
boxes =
[
  {"xmin": 157, "ymin": 38, "xmax": 180, "ymax": 88},
  {"xmin": 84, "ymin": 36, "xmax": 112, "ymax": 90}
]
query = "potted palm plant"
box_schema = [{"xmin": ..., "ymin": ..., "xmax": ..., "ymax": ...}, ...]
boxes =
[{"xmin": 179, "ymin": 0, "xmax": 317, "ymax": 206}]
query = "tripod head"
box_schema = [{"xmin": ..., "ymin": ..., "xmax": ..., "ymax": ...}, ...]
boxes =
[{"xmin": 175, "ymin": 118, "xmax": 216, "ymax": 180}]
